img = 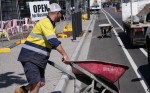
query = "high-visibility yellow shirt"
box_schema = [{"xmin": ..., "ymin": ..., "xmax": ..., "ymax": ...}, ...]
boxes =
[{"xmin": 18, "ymin": 16, "xmax": 61, "ymax": 68}]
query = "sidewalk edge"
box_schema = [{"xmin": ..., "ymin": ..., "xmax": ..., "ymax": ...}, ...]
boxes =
[{"xmin": 53, "ymin": 15, "xmax": 95, "ymax": 93}]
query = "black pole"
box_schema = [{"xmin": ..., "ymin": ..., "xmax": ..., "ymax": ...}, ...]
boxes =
[
  {"xmin": 76, "ymin": 12, "xmax": 79, "ymax": 37},
  {"xmin": 87, "ymin": 0, "xmax": 90, "ymax": 20},
  {"xmin": 78, "ymin": 11, "xmax": 82, "ymax": 34},
  {"xmin": 72, "ymin": 12, "xmax": 76, "ymax": 40},
  {"xmin": 72, "ymin": 0, "xmax": 79, "ymax": 40}
]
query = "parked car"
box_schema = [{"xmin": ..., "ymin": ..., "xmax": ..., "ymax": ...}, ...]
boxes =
[
  {"xmin": 112, "ymin": 2, "xmax": 118, "ymax": 7},
  {"xmin": 144, "ymin": 13, "xmax": 150, "ymax": 64},
  {"xmin": 102, "ymin": 2, "xmax": 109, "ymax": 8},
  {"xmin": 146, "ymin": 26, "xmax": 150, "ymax": 64}
]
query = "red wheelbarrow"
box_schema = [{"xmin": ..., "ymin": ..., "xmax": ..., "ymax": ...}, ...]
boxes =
[
  {"xmin": 48, "ymin": 60, "xmax": 129, "ymax": 93},
  {"xmin": 70, "ymin": 61, "xmax": 129, "ymax": 93}
]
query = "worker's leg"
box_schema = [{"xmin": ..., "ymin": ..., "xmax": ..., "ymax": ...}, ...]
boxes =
[
  {"xmin": 101, "ymin": 28, "xmax": 104, "ymax": 38},
  {"xmin": 15, "ymin": 82, "xmax": 45, "ymax": 93},
  {"xmin": 29, "ymin": 81, "xmax": 45, "ymax": 93},
  {"xmin": 103, "ymin": 29, "xmax": 107, "ymax": 37},
  {"xmin": 108, "ymin": 27, "xmax": 112, "ymax": 37},
  {"xmin": 15, "ymin": 62, "xmax": 45, "ymax": 93}
]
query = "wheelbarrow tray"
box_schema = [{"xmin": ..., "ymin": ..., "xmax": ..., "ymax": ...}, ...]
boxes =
[
  {"xmin": 99, "ymin": 23, "xmax": 112, "ymax": 28},
  {"xmin": 71, "ymin": 60, "xmax": 129, "ymax": 83}
]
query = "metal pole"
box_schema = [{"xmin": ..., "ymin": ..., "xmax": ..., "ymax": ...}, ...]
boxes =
[
  {"xmin": 78, "ymin": 11, "xmax": 82, "ymax": 34},
  {"xmin": 0, "ymin": 0, "xmax": 2, "ymax": 22},
  {"xmin": 0, "ymin": 0, "xmax": 4, "ymax": 47},
  {"xmin": 130, "ymin": 0, "xmax": 133, "ymax": 25},
  {"xmin": 87, "ymin": 0, "xmax": 90, "ymax": 20},
  {"xmin": 72, "ymin": 13, "xmax": 76, "ymax": 40},
  {"xmin": 74, "ymin": 0, "xmax": 79, "ymax": 13},
  {"xmin": 121, "ymin": 0, "xmax": 123, "ymax": 4},
  {"xmin": 66, "ymin": 0, "xmax": 71, "ymax": 22},
  {"xmin": 72, "ymin": 0, "xmax": 79, "ymax": 40},
  {"xmin": 16, "ymin": 0, "xmax": 23, "ymax": 39},
  {"xmin": 76, "ymin": 12, "xmax": 79, "ymax": 37}
]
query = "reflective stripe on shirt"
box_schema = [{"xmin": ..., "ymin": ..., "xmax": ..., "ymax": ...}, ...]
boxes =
[
  {"xmin": 29, "ymin": 32, "xmax": 46, "ymax": 40},
  {"xmin": 29, "ymin": 31, "xmax": 57, "ymax": 40},
  {"xmin": 23, "ymin": 44, "xmax": 50, "ymax": 56},
  {"xmin": 47, "ymin": 34, "xmax": 57, "ymax": 40}
]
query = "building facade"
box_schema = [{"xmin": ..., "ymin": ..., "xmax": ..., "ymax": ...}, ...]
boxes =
[
  {"xmin": 0, "ymin": 0, "xmax": 79, "ymax": 21},
  {"xmin": 1, "ymin": 0, "xmax": 54, "ymax": 21}
]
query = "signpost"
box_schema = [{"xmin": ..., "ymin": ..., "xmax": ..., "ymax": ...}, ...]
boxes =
[{"xmin": 29, "ymin": 1, "xmax": 49, "ymax": 21}]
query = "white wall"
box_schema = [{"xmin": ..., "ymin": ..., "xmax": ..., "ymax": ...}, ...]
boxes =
[{"xmin": 122, "ymin": 0, "xmax": 150, "ymax": 21}]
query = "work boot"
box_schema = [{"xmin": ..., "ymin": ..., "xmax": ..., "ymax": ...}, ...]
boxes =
[{"xmin": 14, "ymin": 86, "xmax": 28, "ymax": 93}]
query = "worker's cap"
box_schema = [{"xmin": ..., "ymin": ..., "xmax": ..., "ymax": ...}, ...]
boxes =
[{"xmin": 48, "ymin": 3, "xmax": 61, "ymax": 12}]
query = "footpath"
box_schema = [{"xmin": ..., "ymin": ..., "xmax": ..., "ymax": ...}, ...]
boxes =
[{"xmin": 0, "ymin": 14, "xmax": 96, "ymax": 93}]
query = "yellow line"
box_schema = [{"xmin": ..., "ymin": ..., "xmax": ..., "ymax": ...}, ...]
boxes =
[{"xmin": 0, "ymin": 48, "xmax": 11, "ymax": 53}]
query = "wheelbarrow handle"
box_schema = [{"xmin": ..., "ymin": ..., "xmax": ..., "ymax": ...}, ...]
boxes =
[
  {"xmin": 47, "ymin": 60, "xmax": 76, "ymax": 78},
  {"xmin": 61, "ymin": 58, "xmax": 71, "ymax": 64}
]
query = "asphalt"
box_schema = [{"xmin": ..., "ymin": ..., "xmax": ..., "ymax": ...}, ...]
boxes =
[
  {"xmin": 64, "ymin": 14, "xmax": 96, "ymax": 93},
  {"xmin": 0, "ymin": 14, "xmax": 96, "ymax": 93}
]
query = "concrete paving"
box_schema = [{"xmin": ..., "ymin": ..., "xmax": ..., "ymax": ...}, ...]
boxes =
[
  {"xmin": 64, "ymin": 14, "xmax": 96, "ymax": 93},
  {"xmin": 0, "ymin": 14, "xmax": 96, "ymax": 93}
]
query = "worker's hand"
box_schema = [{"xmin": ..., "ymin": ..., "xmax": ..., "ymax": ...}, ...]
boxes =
[{"xmin": 62, "ymin": 55, "xmax": 70, "ymax": 64}]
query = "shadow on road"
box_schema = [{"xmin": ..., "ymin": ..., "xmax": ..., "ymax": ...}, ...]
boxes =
[
  {"xmin": 118, "ymin": 32, "xmax": 146, "ymax": 49},
  {"xmin": 0, "ymin": 72, "xmax": 27, "ymax": 88}
]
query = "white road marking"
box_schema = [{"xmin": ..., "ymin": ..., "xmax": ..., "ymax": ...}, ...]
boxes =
[
  {"xmin": 102, "ymin": 9, "xmax": 148, "ymax": 58},
  {"xmin": 140, "ymin": 48, "xmax": 148, "ymax": 57},
  {"xmin": 102, "ymin": 9, "xmax": 150, "ymax": 93}
]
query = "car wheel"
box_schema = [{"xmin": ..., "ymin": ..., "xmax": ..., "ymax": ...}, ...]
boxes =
[
  {"xmin": 123, "ymin": 25, "xmax": 126, "ymax": 33},
  {"xmin": 130, "ymin": 31, "xmax": 134, "ymax": 47},
  {"xmin": 146, "ymin": 38, "xmax": 150, "ymax": 64}
]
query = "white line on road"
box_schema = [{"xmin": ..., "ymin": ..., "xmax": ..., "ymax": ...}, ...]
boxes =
[
  {"xmin": 140, "ymin": 48, "xmax": 148, "ymax": 57},
  {"xmin": 102, "ymin": 9, "xmax": 150, "ymax": 93},
  {"xmin": 101, "ymin": 9, "xmax": 148, "ymax": 58}
]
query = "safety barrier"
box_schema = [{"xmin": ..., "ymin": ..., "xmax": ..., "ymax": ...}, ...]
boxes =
[
  {"xmin": 0, "ymin": 12, "xmax": 89, "ymax": 53},
  {"xmin": 0, "ymin": 18, "xmax": 35, "ymax": 53}
]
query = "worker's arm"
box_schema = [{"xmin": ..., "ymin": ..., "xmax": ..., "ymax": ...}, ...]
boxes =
[
  {"xmin": 40, "ymin": 21, "xmax": 70, "ymax": 63},
  {"xmin": 56, "ymin": 44, "xmax": 70, "ymax": 64}
]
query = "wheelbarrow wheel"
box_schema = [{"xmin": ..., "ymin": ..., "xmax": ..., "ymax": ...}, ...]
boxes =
[
  {"xmin": 101, "ymin": 89, "xmax": 112, "ymax": 93},
  {"xmin": 99, "ymin": 86, "xmax": 112, "ymax": 93}
]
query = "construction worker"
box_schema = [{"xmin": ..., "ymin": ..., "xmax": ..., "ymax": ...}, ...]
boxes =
[{"xmin": 15, "ymin": 3, "xmax": 70, "ymax": 93}]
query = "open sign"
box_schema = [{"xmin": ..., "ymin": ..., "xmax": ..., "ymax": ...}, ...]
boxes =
[{"xmin": 29, "ymin": 1, "xmax": 49, "ymax": 21}]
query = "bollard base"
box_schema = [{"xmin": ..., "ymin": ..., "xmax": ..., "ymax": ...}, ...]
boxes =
[
  {"xmin": 71, "ymin": 39, "xmax": 79, "ymax": 42},
  {"xmin": 57, "ymin": 33, "xmax": 68, "ymax": 38},
  {"xmin": 16, "ymin": 40, "xmax": 26, "ymax": 45}
]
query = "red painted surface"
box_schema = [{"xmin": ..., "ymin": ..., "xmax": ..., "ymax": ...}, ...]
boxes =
[{"xmin": 72, "ymin": 61, "xmax": 129, "ymax": 83}]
